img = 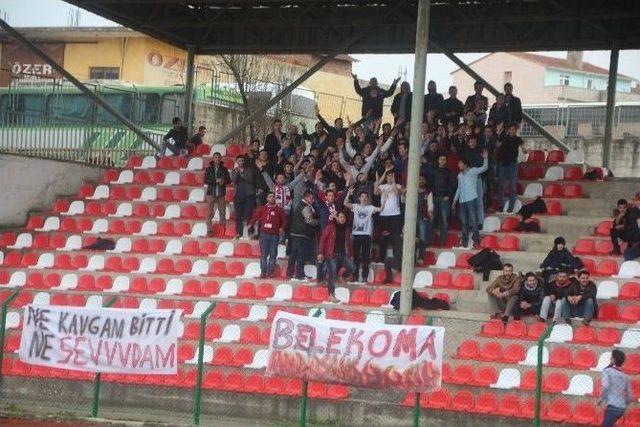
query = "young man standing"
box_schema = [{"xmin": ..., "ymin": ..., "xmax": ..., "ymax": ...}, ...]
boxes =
[
  {"xmin": 417, "ymin": 175, "xmax": 434, "ymax": 262},
  {"xmin": 423, "ymin": 80, "xmax": 445, "ymax": 121},
  {"xmin": 318, "ymin": 211, "xmax": 356, "ymax": 303},
  {"xmin": 204, "ymin": 152, "xmax": 231, "ymax": 234},
  {"xmin": 352, "ymin": 73, "xmax": 399, "ymax": 124},
  {"xmin": 452, "ymin": 150, "xmax": 489, "ymax": 249},
  {"xmin": 442, "ymin": 86, "xmax": 464, "ymax": 125},
  {"xmin": 264, "ymin": 119, "xmax": 286, "ymax": 167},
  {"xmin": 430, "ymin": 154, "xmax": 455, "ymax": 246},
  {"xmin": 599, "ymin": 350, "xmax": 633, "ymax": 427},
  {"xmin": 464, "ymin": 80, "xmax": 488, "ymax": 114},
  {"xmin": 610, "ymin": 199, "xmax": 640, "ymax": 255},
  {"xmin": 486, "ymin": 264, "xmax": 520, "ymax": 323},
  {"xmin": 344, "ymin": 187, "xmax": 384, "ymax": 283},
  {"xmin": 249, "ymin": 192, "xmax": 286, "ymax": 278},
  {"xmin": 562, "ymin": 270, "xmax": 597, "ymax": 326},
  {"xmin": 374, "ymin": 166, "xmax": 404, "ymax": 261},
  {"xmin": 162, "ymin": 117, "xmax": 188, "ymax": 155},
  {"xmin": 287, "ymin": 190, "xmax": 319, "ymax": 281},
  {"xmin": 231, "ymin": 155, "xmax": 256, "ymax": 238},
  {"xmin": 497, "ymin": 123, "xmax": 525, "ymax": 213},
  {"xmin": 503, "ymin": 83, "xmax": 523, "ymax": 126}
]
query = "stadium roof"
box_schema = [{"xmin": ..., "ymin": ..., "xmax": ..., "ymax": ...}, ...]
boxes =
[{"xmin": 63, "ymin": 0, "xmax": 640, "ymax": 54}]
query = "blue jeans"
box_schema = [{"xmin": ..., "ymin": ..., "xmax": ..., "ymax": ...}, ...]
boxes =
[
  {"xmin": 417, "ymin": 218, "xmax": 432, "ymax": 259},
  {"xmin": 433, "ymin": 196, "xmax": 450, "ymax": 245},
  {"xmin": 259, "ymin": 233, "xmax": 279, "ymax": 275},
  {"xmin": 602, "ymin": 405, "xmax": 625, "ymax": 427},
  {"xmin": 498, "ymin": 162, "xmax": 518, "ymax": 211},
  {"xmin": 234, "ymin": 195, "xmax": 255, "ymax": 236},
  {"xmin": 562, "ymin": 297, "xmax": 595, "ymax": 321},
  {"xmin": 459, "ymin": 198, "xmax": 480, "ymax": 247},
  {"xmin": 287, "ymin": 236, "xmax": 309, "ymax": 279},
  {"xmin": 326, "ymin": 254, "xmax": 356, "ymax": 295}
]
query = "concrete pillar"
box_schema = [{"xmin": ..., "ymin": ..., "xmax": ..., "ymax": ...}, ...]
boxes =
[
  {"xmin": 603, "ymin": 49, "xmax": 619, "ymax": 169},
  {"xmin": 184, "ymin": 47, "xmax": 196, "ymax": 136},
  {"xmin": 399, "ymin": 0, "xmax": 431, "ymax": 318}
]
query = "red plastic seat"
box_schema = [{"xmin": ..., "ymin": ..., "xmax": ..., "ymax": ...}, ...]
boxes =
[
  {"xmin": 574, "ymin": 238, "xmax": 596, "ymax": 255},
  {"xmin": 451, "ymin": 391, "xmax": 474, "ymax": 412},
  {"xmin": 311, "ymin": 287, "xmax": 329, "ymax": 302},
  {"xmin": 546, "ymin": 200, "xmax": 562, "ymax": 215},
  {"xmin": 597, "ymin": 303, "xmax": 619, "ymax": 321},
  {"xmin": 53, "ymin": 199, "xmax": 70, "ymax": 213},
  {"xmin": 545, "ymin": 398, "xmax": 570, "ymax": 422},
  {"xmin": 572, "ymin": 326, "xmax": 597, "ymax": 344},
  {"xmin": 233, "ymin": 242, "xmax": 252, "ymax": 257},
  {"xmin": 502, "ymin": 343, "xmax": 526, "ymax": 363},
  {"xmin": 474, "ymin": 392, "xmax": 498, "ymax": 413},
  {"xmin": 499, "ymin": 235, "xmax": 520, "ymax": 251},
  {"xmin": 480, "ymin": 235, "xmax": 499, "ymax": 250},
  {"xmin": 454, "ymin": 252, "xmax": 473, "ymax": 269},
  {"xmin": 212, "ymin": 303, "xmax": 231, "ymax": 319},
  {"xmin": 174, "ymin": 222, "xmax": 192, "ymax": 236},
  {"xmin": 240, "ymin": 325, "xmax": 261, "ymax": 344},
  {"xmin": 450, "ymin": 364, "xmax": 473, "ymax": 385},
  {"xmin": 527, "ymin": 150, "xmax": 545, "ymax": 163},
  {"xmin": 596, "ymin": 327, "xmax": 621, "ymax": 346},
  {"xmin": 548, "ymin": 346, "xmax": 572, "ymax": 367},
  {"xmin": 563, "ymin": 183, "xmax": 583, "ymax": 198},
  {"xmin": 26, "ymin": 216, "xmax": 44, "ymax": 230},
  {"xmin": 232, "ymin": 348, "xmax": 253, "ymax": 366},
  {"xmin": 594, "ymin": 220, "xmax": 613, "ymax": 237},
  {"xmin": 497, "ymin": 394, "xmax": 522, "ymax": 417},
  {"xmin": 264, "ymin": 377, "xmax": 286, "ymax": 395},
  {"xmin": 109, "ymin": 187, "xmax": 126, "ymax": 200},
  {"xmin": 620, "ymin": 305, "xmax": 640, "ymax": 323},
  {"xmin": 369, "ymin": 289, "xmax": 390, "ymax": 306},
  {"xmin": 426, "ymin": 389, "xmax": 450, "ymax": 409},
  {"xmin": 453, "ymin": 273, "xmax": 474, "ymax": 290},
  {"xmin": 546, "ymin": 150, "xmax": 565, "ymax": 163},
  {"xmin": 254, "ymin": 283, "xmax": 274, "ymax": 299},
  {"xmin": 244, "ymin": 374, "xmax": 265, "ymax": 393},
  {"xmin": 543, "ymin": 371, "xmax": 569, "ymax": 392},
  {"xmin": 564, "ymin": 166, "xmax": 583, "ymax": 180},
  {"xmin": 229, "ymin": 303, "xmax": 250, "ymax": 319},
  {"xmin": 572, "ymin": 349, "xmax": 596, "ymax": 370},
  {"xmin": 157, "ymin": 222, "xmax": 175, "ymax": 236},
  {"xmin": 32, "ymin": 234, "xmax": 49, "ymax": 249},
  {"xmin": 177, "ymin": 344, "xmax": 195, "ymax": 362},
  {"xmin": 543, "ymin": 183, "xmax": 563, "ymax": 198},
  {"xmin": 594, "ymin": 259, "xmax": 618, "ymax": 276},
  {"xmin": 619, "ymin": 282, "xmax": 640, "ymax": 300},
  {"xmin": 349, "ymin": 289, "xmax": 368, "ymax": 305},
  {"xmin": 518, "ymin": 370, "xmax": 536, "ymax": 390},
  {"xmin": 433, "ymin": 271, "xmax": 453, "ymax": 288},
  {"xmin": 500, "ymin": 217, "xmax": 519, "ymax": 232},
  {"xmin": 456, "ymin": 340, "xmax": 480, "ymax": 359},
  {"xmin": 474, "ymin": 366, "xmax": 498, "ymax": 387},
  {"xmin": 595, "ymin": 240, "xmax": 614, "ymax": 256},
  {"xmin": 570, "ymin": 402, "xmax": 596, "ymax": 425},
  {"xmin": 480, "ymin": 320, "xmax": 504, "ymax": 337},
  {"xmin": 479, "ymin": 341, "xmax": 502, "ymax": 362},
  {"xmin": 21, "ymin": 252, "xmax": 39, "ymax": 267}
]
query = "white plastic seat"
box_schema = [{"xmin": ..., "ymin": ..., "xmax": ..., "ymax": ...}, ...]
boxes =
[
  {"xmin": 7, "ymin": 271, "xmax": 26, "ymax": 287},
  {"xmin": 110, "ymin": 202, "xmax": 133, "ymax": 218},
  {"xmin": 87, "ymin": 218, "xmax": 108, "ymax": 234},
  {"xmin": 60, "ymin": 235, "xmax": 82, "ymax": 251},
  {"xmin": 137, "ymin": 220, "xmax": 158, "ymax": 236},
  {"xmin": 116, "ymin": 170, "xmax": 134, "ymax": 184},
  {"xmin": 32, "ymin": 292, "xmax": 51, "ymax": 306},
  {"xmin": 82, "ymin": 255, "xmax": 105, "ymax": 271},
  {"xmin": 186, "ymin": 260, "xmax": 209, "ymax": 276},
  {"xmin": 190, "ymin": 223, "xmax": 208, "ymax": 237},
  {"xmin": 160, "ymin": 204, "xmax": 181, "ymax": 219},
  {"xmin": 482, "ymin": 216, "xmax": 501, "ymax": 232},
  {"xmin": 617, "ymin": 329, "xmax": 640, "ymax": 349},
  {"xmin": 543, "ymin": 166, "xmax": 564, "ymax": 181},
  {"xmin": 137, "ymin": 257, "xmax": 157, "ymax": 273},
  {"xmin": 435, "ymin": 251, "xmax": 456, "ymax": 268},
  {"xmin": 139, "ymin": 298, "xmax": 158, "ymax": 310},
  {"xmin": 37, "ymin": 216, "xmax": 60, "ymax": 232},
  {"xmin": 563, "ymin": 374, "xmax": 593, "ymax": 396},
  {"xmin": 520, "ymin": 345, "xmax": 548, "ymax": 366},
  {"xmin": 216, "ymin": 324, "xmax": 241, "ymax": 343},
  {"xmin": 187, "ymin": 301, "xmax": 211, "ymax": 318},
  {"xmin": 106, "ymin": 276, "xmax": 130, "ymax": 293},
  {"xmin": 32, "ymin": 253, "xmax": 54, "ymax": 269},
  {"xmin": 304, "ymin": 264, "xmax": 317, "ymax": 280},
  {"xmin": 5, "ymin": 312, "xmax": 20, "ymax": 329},
  {"xmin": 546, "ymin": 324, "xmax": 573, "ymax": 343},
  {"xmin": 269, "ymin": 284, "xmax": 292, "ymax": 301},
  {"xmin": 592, "ymin": 351, "xmax": 612, "ymax": 372},
  {"xmin": 490, "ymin": 368, "xmax": 521, "ymax": 389},
  {"xmin": 57, "ymin": 273, "xmax": 78, "ymax": 290},
  {"xmin": 210, "ymin": 144, "xmax": 226, "ymax": 156},
  {"xmin": 137, "ymin": 156, "xmax": 156, "ymax": 169},
  {"xmin": 523, "ymin": 183, "xmax": 543, "ymax": 198},
  {"xmin": 243, "ymin": 262, "xmax": 261, "ymax": 279},
  {"xmin": 162, "ymin": 239, "xmax": 183, "ymax": 255},
  {"xmin": 564, "ymin": 149, "xmax": 585, "ymax": 164},
  {"xmin": 188, "ymin": 188, "xmax": 205, "ymax": 202},
  {"xmin": 245, "ymin": 349, "xmax": 268, "ymax": 369},
  {"xmin": 85, "ymin": 295, "xmax": 103, "ymax": 308},
  {"xmin": 413, "ymin": 271, "xmax": 433, "ymax": 289},
  {"xmin": 615, "ymin": 261, "xmax": 640, "ymax": 279},
  {"xmin": 108, "ymin": 237, "xmax": 132, "ymax": 254},
  {"xmin": 63, "ymin": 200, "xmax": 85, "ymax": 215},
  {"xmin": 214, "ymin": 242, "xmax": 234, "ymax": 257},
  {"xmin": 160, "ymin": 171, "xmax": 180, "ymax": 186},
  {"xmin": 185, "ymin": 157, "xmax": 203, "ymax": 171},
  {"xmin": 366, "ymin": 311, "xmax": 385, "ymax": 324},
  {"xmin": 136, "ymin": 187, "xmax": 157, "ymax": 201},
  {"xmin": 186, "ymin": 345, "xmax": 213, "ymax": 364},
  {"xmin": 334, "ymin": 287, "xmax": 350, "ymax": 304},
  {"xmin": 244, "ymin": 304, "xmax": 268, "ymax": 321},
  {"xmin": 596, "ymin": 280, "xmax": 619, "ymax": 299},
  {"xmin": 87, "ymin": 184, "xmax": 109, "ymax": 200},
  {"xmin": 502, "ymin": 199, "xmax": 522, "ymax": 214},
  {"xmin": 9, "ymin": 233, "xmax": 33, "ymax": 249},
  {"xmin": 162, "ymin": 279, "xmax": 183, "ymax": 295},
  {"xmin": 218, "ymin": 281, "xmax": 238, "ymax": 298}
]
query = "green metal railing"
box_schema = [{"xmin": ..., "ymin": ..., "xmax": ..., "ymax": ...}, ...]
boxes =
[
  {"xmin": 0, "ymin": 289, "xmax": 20, "ymax": 380},
  {"xmin": 534, "ymin": 324, "xmax": 554, "ymax": 427},
  {"xmin": 193, "ymin": 302, "xmax": 217, "ymax": 425},
  {"xmin": 91, "ymin": 296, "xmax": 118, "ymax": 418}
]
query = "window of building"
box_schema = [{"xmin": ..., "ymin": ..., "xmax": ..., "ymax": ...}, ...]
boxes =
[
  {"xmin": 503, "ymin": 71, "xmax": 512, "ymax": 84},
  {"xmin": 559, "ymin": 74, "xmax": 570, "ymax": 86},
  {"xmin": 587, "ymin": 78, "xmax": 593, "ymax": 89},
  {"xmin": 89, "ymin": 67, "xmax": 120, "ymax": 80}
]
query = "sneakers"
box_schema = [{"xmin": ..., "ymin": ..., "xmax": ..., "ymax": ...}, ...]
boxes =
[
  {"xmin": 259, "ymin": 273, "xmax": 267, "ymax": 279},
  {"xmin": 611, "ymin": 249, "xmax": 622, "ymax": 256},
  {"xmin": 582, "ymin": 318, "xmax": 591, "ymax": 326},
  {"xmin": 326, "ymin": 295, "xmax": 340, "ymax": 304},
  {"xmin": 291, "ymin": 277, "xmax": 308, "ymax": 282}
]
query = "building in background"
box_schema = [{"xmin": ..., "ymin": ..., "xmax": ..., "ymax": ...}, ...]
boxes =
[{"xmin": 451, "ymin": 51, "xmax": 639, "ymax": 104}]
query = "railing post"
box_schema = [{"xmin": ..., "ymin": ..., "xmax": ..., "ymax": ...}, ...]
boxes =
[
  {"xmin": 193, "ymin": 302, "xmax": 216, "ymax": 425},
  {"xmin": 413, "ymin": 316, "xmax": 434, "ymax": 427},
  {"xmin": 534, "ymin": 325, "xmax": 554, "ymax": 427},
  {"xmin": 300, "ymin": 380, "xmax": 309, "ymax": 427},
  {"xmin": 91, "ymin": 296, "xmax": 117, "ymax": 418},
  {"xmin": 0, "ymin": 290, "xmax": 20, "ymax": 381}
]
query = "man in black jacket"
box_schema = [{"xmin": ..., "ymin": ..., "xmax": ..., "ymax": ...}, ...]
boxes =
[
  {"xmin": 287, "ymin": 190, "xmax": 319, "ymax": 281},
  {"xmin": 504, "ymin": 83, "xmax": 523, "ymax": 125},
  {"xmin": 390, "ymin": 81, "xmax": 412, "ymax": 125},
  {"xmin": 430, "ymin": 154, "xmax": 456, "ymax": 246},
  {"xmin": 513, "ymin": 272, "xmax": 545, "ymax": 320},
  {"xmin": 611, "ymin": 199, "xmax": 640, "ymax": 255},
  {"xmin": 423, "ymin": 80, "xmax": 444, "ymax": 121},
  {"xmin": 539, "ymin": 270, "xmax": 576, "ymax": 323},
  {"xmin": 264, "ymin": 119, "xmax": 286, "ymax": 168},
  {"xmin": 562, "ymin": 270, "xmax": 597, "ymax": 326},
  {"xmin": 162, "ymin": 117, "xmax": 188, "ymax": 155},
  {"xmin": 464, "ymin": 80, "xmax": 489, "ymax": 114},
  {"xmin": 352, "ymin": 73, "xmax": 399, "ymax": 122},
  {"xmin": 231, "ymin": 155, "xmax": 257, "ymax": 238},
  {"xmin": 442, "ymin": 86, "xmax": 464, "ymax": 126},
  {"xmin": 204, "ymin": 153, "xmax": 231, "ymax": 234}
]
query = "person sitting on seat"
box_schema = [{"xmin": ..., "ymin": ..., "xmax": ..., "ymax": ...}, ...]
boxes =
[
  {"xmin": 539, "ymin": 236, "xmax": 581, "ymax": 283},
  {"xmin": 162, "ymin": 117, "xmax": 188, "ymax": 156},
  {"xmin": 513, "ymin": 272, "xmax": 544, "ymax": 320},
  {"xmin": 539, "ymin": 269, "xmax": 575, "ymax": 323},
  {"xmin": 562, "ymin": 270, "xmax": 597, "ymax": 326},
  {"xmin": 610, "ymin": 199, "xmax": 640, "ymax": 255},
  {"xmin": 486, "ymin": 263, "xmax": 520, "ymax": 323},
  {"xmin": 185, "ymin": 125, "xmax": 207, "ymax": 154}
]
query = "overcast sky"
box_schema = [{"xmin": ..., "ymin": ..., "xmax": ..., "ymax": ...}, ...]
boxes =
[{"xmin": 3, "ymin": 0, "xmax": 640, "ymax": 91}]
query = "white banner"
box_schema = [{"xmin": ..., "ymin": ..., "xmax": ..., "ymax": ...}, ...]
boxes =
[
  {"xmin": 267, "ymin": 312, "xmax": 444, "ymax": 392},
  {"xmin": 19, "ymin": 305, "xmax": 181, "ymax": 374}
]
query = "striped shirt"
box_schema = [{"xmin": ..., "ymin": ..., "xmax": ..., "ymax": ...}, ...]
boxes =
[{"xmin": 600, "ymin": 366, "xmax": 633, "ymax": 409}]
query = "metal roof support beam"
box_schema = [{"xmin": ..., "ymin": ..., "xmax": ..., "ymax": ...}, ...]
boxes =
[
  {"xmin": 184, "ymin": 47, "xmax": 196, "ymax": 136},
  {"xmin": 434, "ymin": 41, "xmax": 571, "ymax": 153},
  {"xmin": 0, "ymin": 17, "xmax": 161, "ymax": 152},
  {"xmin": 603, "ymin": 48, "xmax": 619, "ymax": 169},
  {"xmin": 399, "ymin": 0, "xmax": 431, "ymax": 319}
]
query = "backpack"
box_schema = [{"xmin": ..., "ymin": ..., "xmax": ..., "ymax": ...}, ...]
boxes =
[
  {"xmin": 468, "ymin": 248, "xmax": 503, "ymax": 281},
  {"xmin": 519, "ymin": 196, "xmax": 547, "ymax": 220},
  {"xmin": 82, "ymin": 237, "xmax": 116, "ymax": 251}
]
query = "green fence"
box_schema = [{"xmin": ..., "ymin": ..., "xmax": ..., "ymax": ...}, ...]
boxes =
[{"xmin": 1, "ymin": 290, "xmax": 608, "ymax": 426}]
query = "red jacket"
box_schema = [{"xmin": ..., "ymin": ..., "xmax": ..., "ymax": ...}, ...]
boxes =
[
  {"xmin": 249, "ymin": 204, "xmax": 286, "ymax": 235},
  {"xmin": 318, "ymin": 222, "xmax": 352, "ymax": 259}
]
